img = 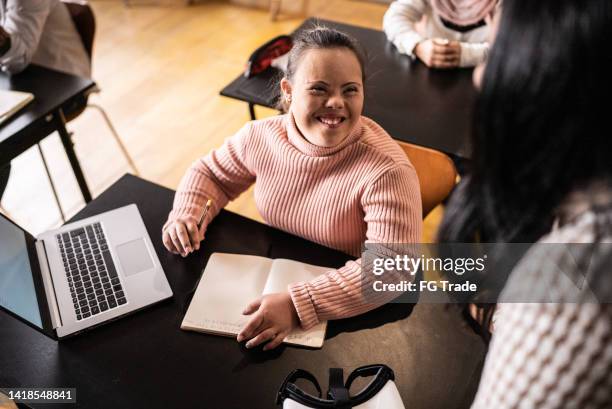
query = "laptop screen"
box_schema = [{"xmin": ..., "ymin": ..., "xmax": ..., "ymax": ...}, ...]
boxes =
[{"xmin": 0, "ymin": 215, "xmax": 43, "ymax": 328}]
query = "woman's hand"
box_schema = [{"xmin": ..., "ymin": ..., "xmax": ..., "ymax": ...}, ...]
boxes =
[
  {"xmin": 162, "ymin": 217, "xmax": 204, "ymax": 257},
  {"xmin": 237, "ymin": 292, "xmax": 299, "ymax": 351},
  {"xmin": 415, "ymin": 39, "xmax": 461, "ymax": 69}
]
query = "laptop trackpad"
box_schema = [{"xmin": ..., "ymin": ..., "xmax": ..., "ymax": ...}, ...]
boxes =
[{"xmin": 115, "ymin": 239, "xmax": 154, "ymax": 277}]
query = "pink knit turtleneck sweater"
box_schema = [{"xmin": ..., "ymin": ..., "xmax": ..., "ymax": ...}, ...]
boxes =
[{"xmin": 166, "ymin": 114, "xmax": 422, "ymax": 329}]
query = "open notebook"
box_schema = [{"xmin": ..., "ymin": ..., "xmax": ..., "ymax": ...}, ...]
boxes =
[
  {"xmin": 0, "ymin": 90, "xmax": 34, "ymax": 125},
  {"xmin": 181, "ymin": 252, "xmax": 331, "ymax": 348}
]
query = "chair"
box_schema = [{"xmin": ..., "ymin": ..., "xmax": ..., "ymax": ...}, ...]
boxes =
[
  {"xmin": 122, "ymin": 0, "xmax": 193, "ymax": 6},
  {"xmin": 37, "ymin": 1, "xmax": 138, "ymax": 222},
  {"xmin": 270, "ymin": 0, "xmax": 310, "ymax": 21},
  {"xmin": 397, "ymin": 141, "xmax": 457, "ymax": 218}
]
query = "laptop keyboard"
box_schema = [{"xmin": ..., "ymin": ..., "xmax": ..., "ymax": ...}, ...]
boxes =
[{"xmin": 55, "ymin": 222, "xmax": 127, "ymax": 321}]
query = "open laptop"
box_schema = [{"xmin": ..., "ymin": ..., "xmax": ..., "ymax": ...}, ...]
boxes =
[{"xmin": 0, "ymin": 204, "xmax": 173, "ymax": 339}]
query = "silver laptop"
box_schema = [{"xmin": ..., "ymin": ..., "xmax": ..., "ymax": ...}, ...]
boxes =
[{"xmin": 0, "ymin": 204, "xmax": 173, "ymax": 338}]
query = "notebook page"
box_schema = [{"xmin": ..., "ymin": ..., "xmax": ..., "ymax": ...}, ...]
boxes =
[
  {"xmin": 263, "ymin": 258, "xmax": 330, "ymax": 294},
  {"xmin": 0, "ymin": 90, "xmax": 34, "ymax": 124},
  {"xmin": 264, "ymin": 258, "xmax": 331, "ymax": 348},
  {"xmin": 181, "ymin": 253, "xmax": 272, "ymax": 336}
]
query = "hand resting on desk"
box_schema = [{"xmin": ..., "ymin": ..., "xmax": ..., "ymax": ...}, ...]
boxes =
[{"xmin": 415, "ymin": 38, "xmax": 462, "ymax": 69}]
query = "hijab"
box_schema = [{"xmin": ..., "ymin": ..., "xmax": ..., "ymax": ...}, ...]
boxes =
[{"xmin": 431, "ymin": 0, "xmax": 498, "ymax": 26}]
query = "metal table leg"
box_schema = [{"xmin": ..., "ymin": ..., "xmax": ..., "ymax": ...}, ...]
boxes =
[{"xmin": 54, "ymin": 108, "xmax": 92, "ymax": 203}]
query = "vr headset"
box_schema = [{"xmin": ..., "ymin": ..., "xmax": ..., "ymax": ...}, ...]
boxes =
[{"xmin": 276, "ymin": 364, "xmax": 405, "ymax": 409}]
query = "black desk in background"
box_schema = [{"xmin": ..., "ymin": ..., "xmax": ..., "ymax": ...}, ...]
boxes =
[
  {"xmin": 220, "ymin": 18, "xmax": 478, "ymax": 161},
  {"xmin": 0, "ymin": 64, "xmax": 97, "ymax": 202},
  {"xmin": 0, "ymin": 175, "xmax": 486, "ymax": 409}
]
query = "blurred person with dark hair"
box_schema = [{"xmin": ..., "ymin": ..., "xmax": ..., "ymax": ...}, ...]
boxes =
[
  {"xmin": 438, "ymin": 0, "xmax": 612, "ymax": 407},
  {"xmin": 383, "ymin": 0, "xmax": 499, "ymax": 68}
]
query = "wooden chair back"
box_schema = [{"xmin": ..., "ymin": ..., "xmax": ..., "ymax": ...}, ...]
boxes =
[{"xmin": 398, "ymin": 141, "xmax": 457, "ymax": 218}]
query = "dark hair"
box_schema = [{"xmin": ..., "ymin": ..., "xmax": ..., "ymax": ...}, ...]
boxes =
[
  {"xmin": 440, "ymin": 0, "xmax": 612, "ymax": 243},
  {"xmin": 279, "ymin": 26, "xmax": 367, "ymax": 110},
  {"xmin": 437, "ymin": 0, "xmax": 612, "ymax": 336}
]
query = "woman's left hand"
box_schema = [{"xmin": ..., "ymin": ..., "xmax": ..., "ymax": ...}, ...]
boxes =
[
  {"xmin": 429, "ymin": 39, "xmax": 462, "ymax": 68},
  {"xmin": 237, "ymin": 292, "xmax": 299, "ymax": 351}
]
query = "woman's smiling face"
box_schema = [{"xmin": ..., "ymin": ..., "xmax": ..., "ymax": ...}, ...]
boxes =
[{"xmin": 281, "ymin": 47, "xmax": 364, "ymax": 147}]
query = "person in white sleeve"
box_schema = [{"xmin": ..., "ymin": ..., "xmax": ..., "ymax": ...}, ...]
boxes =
[
  {"xmin": 0, "ymin": 0, "xmax": 90, "ymax": 77},
  {"xmin": 0, "ymin": 0, "xmax": 91, "ymax": 206},
  {"xmin": 383, "ymin": 0, "xmax": 499, "ymax": 68}
]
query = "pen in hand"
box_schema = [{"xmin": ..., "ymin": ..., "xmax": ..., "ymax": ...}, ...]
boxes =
[
  {"xmin": 198, "ymin": 199, "xmax": 213, "ymax": 230},
  {"xmin": 185, "ymin": 199, "xmax": 212, "ymax": 255}
]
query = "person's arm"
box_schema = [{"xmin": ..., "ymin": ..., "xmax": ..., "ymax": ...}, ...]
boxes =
[
  {"xmin": 459, "ymin": 41, "xmax": 489, "ymax": 67},
  {"xmin": 383, "ymin": 0, "xmax": 428, "ymax": 58},
  {"xmin": 162, "ymin": 122, "xmax": 256, "ymax": 254},
  {"xmin": 470, "ymin": 303, "xmax": 612, "ymax": 408},
  {"xmin": 289, "ymin": 165, "xmax": 423, "ymax": 330},
  {"xmin": 0, "ymin": 0, "xmax": 52, "ymax": 74}
]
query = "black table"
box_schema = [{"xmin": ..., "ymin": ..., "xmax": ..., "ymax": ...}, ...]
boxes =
[
  {"xmin": 0, "ymin": 174, "xmax": 486, "ymax": 409},
  {"xmin": 0, "ymin": 64, "xmax": 97, "ymax": 203},
  {"xmin": 220, "ymin": 18, "xmax": 478, "ymax": 161}
]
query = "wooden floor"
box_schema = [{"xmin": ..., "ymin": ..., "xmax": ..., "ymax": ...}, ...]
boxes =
[{"xmin": 1, "ymin": 0, "xmax": 442, "ymax": 241}]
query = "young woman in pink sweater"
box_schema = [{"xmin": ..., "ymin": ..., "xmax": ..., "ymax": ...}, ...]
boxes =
[{"xmin": 162, "ymin": 27, "xmax": 422, "ymax": 350}]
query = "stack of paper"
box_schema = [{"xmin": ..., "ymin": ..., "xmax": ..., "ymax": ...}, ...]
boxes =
[{"xmin": 0, "ymin": 90, "xmax": 34, "ymax": 125}]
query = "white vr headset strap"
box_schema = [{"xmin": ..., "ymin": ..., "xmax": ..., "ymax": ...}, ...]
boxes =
[{"xmin": 279, "ymin": 365, "xmax": 405, "ymax": 409}]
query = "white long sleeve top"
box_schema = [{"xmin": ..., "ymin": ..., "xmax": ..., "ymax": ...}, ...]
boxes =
[
  {"xmin": 383, "ymin": 0, "xmax": 491, "ymax": 67},
  {"xmin": 0, "ymin": 0, "xmax": 90, "ymax": 77}
]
